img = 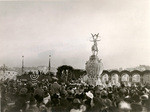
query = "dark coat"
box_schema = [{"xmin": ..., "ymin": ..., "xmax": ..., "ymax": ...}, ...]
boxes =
[{"xmin": 50, "ymin": 82, "xmax": 61, "ymax": 95}]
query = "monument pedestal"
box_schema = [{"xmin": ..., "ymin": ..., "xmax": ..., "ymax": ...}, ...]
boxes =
[{"xmin": 85, "ymin": 55, "xmax": 103, "ymax": 86}]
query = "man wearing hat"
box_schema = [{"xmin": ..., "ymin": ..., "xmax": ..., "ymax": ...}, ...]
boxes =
[
  {"xmin": 70, "ymin": 98, "xmax": 82, "ymax": 112},
  {"xmin": 50, "ymin": 77, "xmax": 61, "ymax": 96},
  {"xmin": 34, "ymin": 83, "xmax": 44, "ymax": 105},
  {"xmin": 15, "ymin": 87, "xmax": 28, "ymax": 112},
  {"xmin": 26, "ymin": 95, "xmax": 39, "ymax": 112},
  {"xmin": 84, "ymin": 91, "xmax": 94, "ymax": 111}
]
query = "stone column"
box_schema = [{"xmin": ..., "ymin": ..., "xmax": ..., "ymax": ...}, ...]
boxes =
[
  {"xmin": 119, "ymin": 74, "xmax": 122, "ymax": 83},
  {"xmin": 129, "ymin": 75, "xmax": 132, "ymax": 83},
  {"xmin": 140, "ymin": 74, "xmax": 143, "ymax": 84},
  {"xmin": 108, "ymin": 75, "xmax": 111, "ymax": 83}
]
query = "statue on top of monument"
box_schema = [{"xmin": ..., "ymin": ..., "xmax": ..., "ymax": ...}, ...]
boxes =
[{"xmin": 90, "ymin": 33, "xmax": 101, "ymax": 55}]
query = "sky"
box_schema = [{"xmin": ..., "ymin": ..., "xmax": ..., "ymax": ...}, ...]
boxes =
[{"xmin": 0, "ymin": 0, "xmax": 150, "ymax": 70}]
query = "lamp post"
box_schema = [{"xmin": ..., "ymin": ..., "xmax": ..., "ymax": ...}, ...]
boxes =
[
  {"xmin": 2, "ymin": 64, "xmax": 6, "ymax": 74},
  {"xmin": 22, "ymin": 56, "xmax": 24, "ymax": 75},
  {"xmin": 48, "ymin": 55, "xmax": 51, "ymax": 74}
]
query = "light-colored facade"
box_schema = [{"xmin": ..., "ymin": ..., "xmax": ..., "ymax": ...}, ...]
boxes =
[
  {"xmin": 102, "ymin": 73, "xmax": 109, "ymax": 83},
  {"xmin": 37, "ymin": 66, "xmax": 48, "ymax": 74},
  {"xmin": 121, "ymin": 74, "xmax": 129, "ymax": 82},
  {"xmin": 37, "ymin": 66, "xmax": 57, "ymax": 75},
  {"xmin": 132, "ymin": 74, "xmax": 140, "ymax": 82},
  {"xmin": 23, "ymin": 66, "xmax": 57, "ymax": 76},
  {"xmin": 0, "ymin": 70, "xmax": 18, "ymax": 80},
  {"xmin": 100, "ymin": 70, "xmax": 150, "ymax": 84},
  {"xmin": 81, "ymin": 70, "xmax": 150, "ymax": 85},
  {"xmin": 143, "ymin": 72, "xmax": 150, "ymax": 84}
]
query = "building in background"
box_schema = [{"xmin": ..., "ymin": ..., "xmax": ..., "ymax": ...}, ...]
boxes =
[
  {"xmin": 0, "ymin": 70, "xmax": 18, "ymax": 80},
  {"xmin": 37, "ymin": 66, "xmax": 57, "ymax": 75},
  {"xmin": 13, "ymin": 66, "xmax": 57, "ymax": 75}
]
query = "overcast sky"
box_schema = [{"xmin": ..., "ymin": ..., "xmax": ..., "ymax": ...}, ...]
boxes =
[{"xmin": 0, "ymin": 0, "xmax": 150, "ymax": 69}]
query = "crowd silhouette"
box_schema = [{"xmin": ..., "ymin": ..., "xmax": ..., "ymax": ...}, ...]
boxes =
[{"xmin": 1, "ymin": 77, "xmax": 150, "ymax": 112}]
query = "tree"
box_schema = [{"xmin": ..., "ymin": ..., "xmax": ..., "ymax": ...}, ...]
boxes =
[
  {"xmin": 72, "ymin": 69, "xmax": 86, "ymax": 79},
  {"xmin": 0, "ymin": 64, "xmax": 8, "ymax": 73},
  {"xmin": 57, "ymin": 65, "xmax": 74, "ymax": 82}
]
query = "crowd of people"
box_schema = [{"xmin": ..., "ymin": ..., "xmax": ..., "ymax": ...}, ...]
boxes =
[{"xmin": 1, "ymin": 77, "xmax": 150, "ymax": 112}]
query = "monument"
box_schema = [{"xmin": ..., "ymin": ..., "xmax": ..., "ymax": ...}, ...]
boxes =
[{"xmin": 85, "ymin": 33, "xmax": 103, "ymax": 86}]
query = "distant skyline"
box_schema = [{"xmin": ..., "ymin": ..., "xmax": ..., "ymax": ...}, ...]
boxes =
[{"xmin": 0, "ymin": 0, "xmax": 150, "ymax": 69}]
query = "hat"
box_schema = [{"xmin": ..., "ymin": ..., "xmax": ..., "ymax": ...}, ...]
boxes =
[
  {"xmin": 125, "ymin": 95, "xmax": 130, "ymax": 99},
  {"xmin": 101, "ymin": 90, "xmax": 108, "ymax": 97},
  {"xmin": 52, "ymin": 77, "xmax": 58, "ymax": 81},
  {"xmin": 19, "ymin": 88, "xmax": 28, "ymax": 95},
  {"xmin": 30, "ymin": 96, "xmax": 37, "ymax": 105},
  {"xmin": 61, "ymin": 89, "xmax": 68, "ymax": 96},
  {"xmin": 86, "ymin": 91, "xmax": 94, "ymax": 99},
  {"xmin": 98, "ymin": 85, "xmax": 104, "ymax": 90},
  {"xmin": 119, "ymin": 101, "xmax": 131, "ymax": 110},
  {"xmin": 104, "ymin": 99, "xmax": 112, "ymax": 107},
  {"xmin": 44, "ymin": 91, "xmax": 49, "ymax": 98},
  {"xmin": 141, "ymin": 94, "xmax": 149, "ymax": 100},
  {"xmin": 73, "ymin": 98, "xmax": 81, "ymax": 104},
  {"xmin": 80, "ymin": 105, "xmax": 86, "ymax": 112},
  {"xmin": 145, "ymin": 88, "xmax": 150, "ymax": 93},
  {"xmin": 119, "ymin": 88, "xmax": 126, "ymax": 94},
  {"xmin": 43, "ymin": 86, "xmax": 48, "ymax": 90},
  {"xmin": 124, "ymin": 95, "xmax": 131, "ymax": 102},
  {"xmin": 39, "ymin": 104, "xmax": 46, "ymax": 110},
  {"xmin": 132, "ymin": 94, "xmax": 141, "ymax": 102}
]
